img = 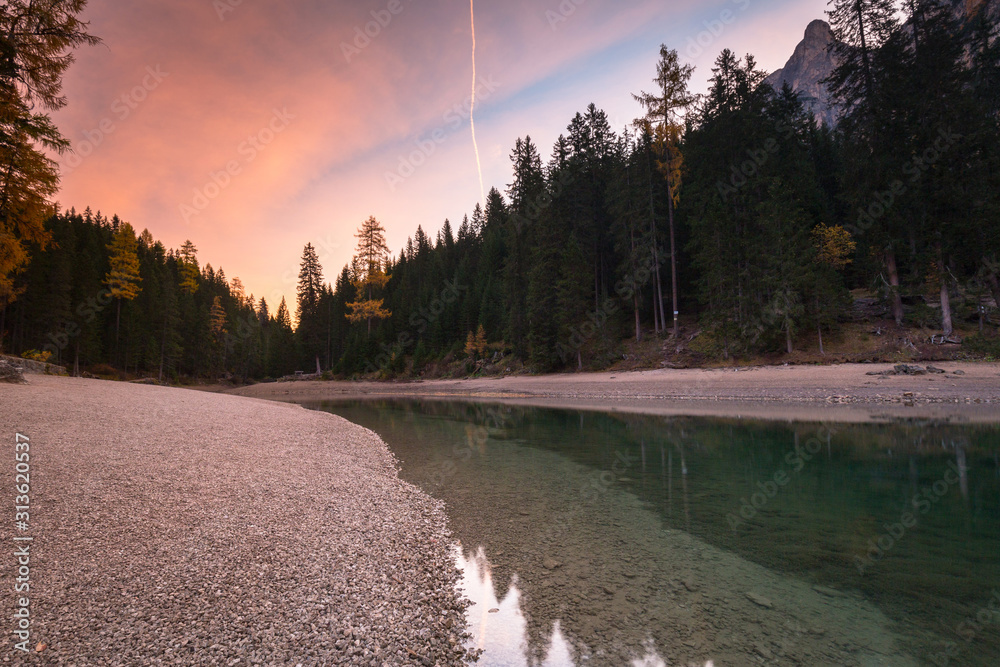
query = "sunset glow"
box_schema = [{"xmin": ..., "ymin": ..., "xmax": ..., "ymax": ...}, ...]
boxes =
[{"xmin": 53, "ymin": 0, "xmax": 829, "ymax": 309}]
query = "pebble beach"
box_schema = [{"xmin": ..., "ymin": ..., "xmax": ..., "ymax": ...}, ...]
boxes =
[{"xmin": 0, "ymin": 375, "xmax": 475, "ymax": 666}]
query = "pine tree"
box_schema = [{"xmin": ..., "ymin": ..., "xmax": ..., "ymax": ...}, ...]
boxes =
[
  {"xmin": 826, "ymin": 0, "xmax": 906, "ymax": 324},
  {"xmin": 273, "ymin": 297, "xmax": 298, "ymax": 375},
  {"xmin": 827, "ymin": 0, "xmax": 898, "ymax": 112},
  {"xmin": 506, "ymin": 137, "xmax": 545, "ymax": 358},
  {"xmin": 609, "ymin": 131, "xmax": 646, "ymax": 343},
  {"xmin": 158, "ymin": 275, "xmax": 181, "ymax": 382},
  {"xmin": 477, "ymin": 188, "xmax": 508, "ymax": 342},
  {"xmin": 209, "ymin": 295, "xmax": 227, "ymax": 373},
  {"xmin": 296, "ymin": 242, "xmax": 325, "ymax": 372},
  {"xmin": 967, "ymin": 5, "xmax": 1000, "ymax": 308}
]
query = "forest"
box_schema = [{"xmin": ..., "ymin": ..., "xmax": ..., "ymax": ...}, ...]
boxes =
[{"xmin": 2, "ymin": 0, "xmax": 999, "ymax": 380}]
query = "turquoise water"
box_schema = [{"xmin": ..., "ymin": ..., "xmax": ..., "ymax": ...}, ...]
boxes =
[{"xmin": 306, "ymin": 400, "xmax": 1000, "ymax": 667}]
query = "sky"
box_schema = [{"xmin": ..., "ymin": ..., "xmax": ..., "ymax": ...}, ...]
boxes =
[{"xmin": 53, "ymin": 0, "xmax": 831, "ymax": 313}]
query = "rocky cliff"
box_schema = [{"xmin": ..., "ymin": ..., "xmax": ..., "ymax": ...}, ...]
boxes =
[{"xmin": 764, "ymin": 19, "xmax": 840, "ymax": 126}]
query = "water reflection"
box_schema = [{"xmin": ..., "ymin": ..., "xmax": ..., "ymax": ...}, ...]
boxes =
[
  {"xmin": 457, "ymin": 545, "xmax": 572, "ymax": 666},
  {"xmin": 307, "ymin": 400, "xmax": 1000, "ymax": 666},
  {"xmin": 457, "ymin": 545, "xmax": 717, "ymax": 667}
]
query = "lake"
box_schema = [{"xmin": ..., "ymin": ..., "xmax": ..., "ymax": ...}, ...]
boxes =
[{"xmin": 305, "ymin": 399, "xmax": 1000, "ymax": 667}]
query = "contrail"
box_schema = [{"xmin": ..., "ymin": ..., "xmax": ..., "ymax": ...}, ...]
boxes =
[{"xmin": 470, "ymin": 0, "xmax": 485, "ymax": 204}]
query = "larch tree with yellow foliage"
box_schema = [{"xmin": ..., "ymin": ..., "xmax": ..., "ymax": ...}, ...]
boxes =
[
  {"xmin": 0, "ymin": 0, "xmax": 99, "ymax": 343},
  {"xmin": 633, "ymin": 45, "xmax": 695, "ymax": 339},
  {"xmin": 346, "ymin": 216, "xmax": 391, "ymax": 336},
  {"xmin": 464, "ymin": 324, "xmax": 488, "ymax": 359},
  {"xmin": 178, "ymin": 240, "xmax": 200, "ymax": 294},
  {"xmin": 104, "ymin": 221, "xmax": 142, "ymax": 368}
]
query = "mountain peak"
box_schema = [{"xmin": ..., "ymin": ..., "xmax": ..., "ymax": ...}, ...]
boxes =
[
  {"xmin": 764, "ymin": 19, "xmax": 839, "ymax": 125},
  {"xmin": 805, "ymin": 18, "xmax": 833, "ymax": 41}
]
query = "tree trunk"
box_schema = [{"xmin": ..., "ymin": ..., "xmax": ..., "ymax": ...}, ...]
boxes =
[
  {"xmin": 938, "ymin": 246, "xmax": 953, "ymax": 336},
  {"xmin": 326, "ymin": 302, "xmax": 332, "ymax": 370},
  {"xmin": 985, "ymin": 261, "xmax": 1000, "ymax": 317},
  {"xmin": 652, "ymin": 297, "xmax": 659, "ymax": 335},
  {"xmin": 634, "ymin": 293, "xmax": 641, "ymax": 343},
  {"xmin": 73, "ymin": 342, "xmax": 80, "ymax": 377},
  {"xmin": 0, "ymin": 303, "xmax": 5, "ymax": 354},
  {"xmin": 576, "ymin": 349, "xmax": 582, "ymax": 372},
  {"xmin": 594, "ymin": 254, "xmax": 600, "ymax": 313},
  {"xmin": 856, "ymin": 2, "xmax": 875, "ymax": 100},
  {"xmin": 315, "ymin": 355, "xmax": 321, "ymax": 376},
  {"xmin": 816, "ymin": 295, "xmax": 824, "ymax": 355},
  {"xmin": 885, "ymin": 249, "xmax": 904, "ymax": 325},
  {"xmin": 786, "ymin": 322, "xmax": 794, "ymax": 354},
  {"xmin": 667, "ymin": 178, "xmax": 680, "ymax": 339},
  {"xmin": 125, "ymin": 319, "xmax": 132, "ymax": 378},
  {"xmin": 159, "ymin": 314, "xmax": 168, "ymax": 383},
  {"xmin": 647, "ymin": 156, "xmax": 666, "ymax": 333},
  {"xmin": 115, "ymin": 299, "xmax": 122, "ymax": 374}
]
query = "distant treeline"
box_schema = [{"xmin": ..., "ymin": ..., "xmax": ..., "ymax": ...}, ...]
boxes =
[
  {"xmin": 1, "ymin": 209, "xmax": 297, "ymax": 379},
  {"xmin": 3, "ymin": 0, "xmax": 999, "ymax": 378}
]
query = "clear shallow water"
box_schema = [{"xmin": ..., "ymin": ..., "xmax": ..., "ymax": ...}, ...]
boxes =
[{"xmin": 306, "ymin": 400, "xmax": 1000, "ymax": 666}]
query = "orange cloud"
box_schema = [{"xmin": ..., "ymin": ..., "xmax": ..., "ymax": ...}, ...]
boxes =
[{"xmin": 52, "ymin": 0, "xmax": 829, "ymax": 311}]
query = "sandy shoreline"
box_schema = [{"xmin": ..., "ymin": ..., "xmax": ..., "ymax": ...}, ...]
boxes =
[
  {"xmin": 1, "ymin": 376, "xmax": 474, "ymax": 665},
  {"xmin": 230, "ymin": 361, "xmax": 1000, "ymax": 423}
]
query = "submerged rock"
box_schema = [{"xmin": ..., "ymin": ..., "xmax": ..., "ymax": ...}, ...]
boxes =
[{"xmin": 746, "ymin": 592, "xmax": 774, "ymax": 609}]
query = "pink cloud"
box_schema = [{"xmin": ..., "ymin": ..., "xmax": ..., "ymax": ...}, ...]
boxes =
[{"xmin": 52, "ymin": 0, "xmax": 828, "ymax": 312}]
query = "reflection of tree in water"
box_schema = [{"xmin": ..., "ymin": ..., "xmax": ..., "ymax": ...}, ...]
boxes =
[{"xmin": 312, "ymin": 400, "xmax": 1000, "ymax": 664}]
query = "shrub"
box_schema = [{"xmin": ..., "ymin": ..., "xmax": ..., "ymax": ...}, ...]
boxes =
[
  {"xmin": 21, "ymin": 349, "xmax": 52, "ymax": 363},
  {"xmin": 88, "ymin": 363, "xmax": 118, "ymax": 377}
]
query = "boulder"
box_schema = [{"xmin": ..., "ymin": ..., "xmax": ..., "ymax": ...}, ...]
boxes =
[{"xmin": 0, "ymin": 359, "xmax": 27, "ymax": 384}]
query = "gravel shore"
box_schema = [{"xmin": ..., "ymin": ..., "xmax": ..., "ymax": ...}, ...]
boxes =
[
  {"xmin": 1, "ymin": 376, "xmax": 475, "ymax": 666},
  {"xmin": 230, "ymin": 361, "xmax": 1000, "ymax": 423}
]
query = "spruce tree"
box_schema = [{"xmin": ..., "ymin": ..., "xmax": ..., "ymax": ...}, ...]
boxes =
[
  {"xmin": 505, "ymin": 137, "xmax": 544, "ymax": 358},
  {"xmin": 296, "ymin": 242, "xmax": 325, "ymax": 372}
]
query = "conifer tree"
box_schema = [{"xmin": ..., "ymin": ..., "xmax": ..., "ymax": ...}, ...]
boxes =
[
  {"xmin": 209, "ymin": 295, "xmax": 227, "ymax": 372},
  {"xmin": 104, "ymin": 221, "xmax": 142, "ymax": 368},
  {"xmin": 296, "ymin": 242, "xmax": 324, "ymax": 372},
  {"xmin": 826, "ymin": 0, "xmax": 906, "ymax": 323},
  {"xmin": 633, "ymin": 45, "xmax": 695, "ymax": 338},
  {"xmin": 346, "ymin": 216, "xmax": 391, "ymax": 335},
  {"xmin": 810, "ymin": 223, "xmax": 856, "ymax": 353},
  {"xmin": 506, "ymin": 137, "xmax": 545, "ymax": 358},
  {"xmin": 178, "ymin": 240, "xmax": 199, "ymax": 294},
  {"xmin": 0, "ymin": 1, "xmax": 99, "ymax": 313}
]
